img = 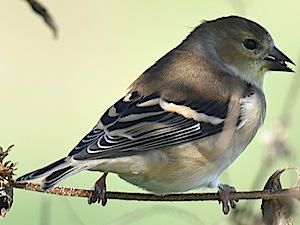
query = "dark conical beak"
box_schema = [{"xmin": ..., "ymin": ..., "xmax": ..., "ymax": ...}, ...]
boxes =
[{"xmin": 265, "ymin": 46, "xmax": 295, "ymax": 72}]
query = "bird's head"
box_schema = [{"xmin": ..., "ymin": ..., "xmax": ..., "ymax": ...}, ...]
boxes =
[{"xmin": 192, "ymin": 16, "xmax": 295, "ymax": 89}]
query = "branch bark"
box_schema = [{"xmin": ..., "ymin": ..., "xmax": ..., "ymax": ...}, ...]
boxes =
[
  {"xmin": 12, "ymin": 182, "xmax": 300, "ymax": 202},
  {"xmin": 1, "ymin": 146, "xmax": 300, "ymax": 221}
]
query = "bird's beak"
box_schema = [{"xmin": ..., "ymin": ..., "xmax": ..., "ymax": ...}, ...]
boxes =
[{"xmin": 264, "ymin": 46, "xmax": 295, "ymax": 72}]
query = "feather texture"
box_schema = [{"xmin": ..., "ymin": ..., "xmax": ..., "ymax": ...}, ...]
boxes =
[{"xmin": 71, "ymin": 91, "xmax": 230, "ymax": 160}]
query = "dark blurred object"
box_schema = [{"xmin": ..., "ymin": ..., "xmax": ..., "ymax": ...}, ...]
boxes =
[{"xmin": 25, "ymin": 0, "xmax": 58, "ymax": 38}]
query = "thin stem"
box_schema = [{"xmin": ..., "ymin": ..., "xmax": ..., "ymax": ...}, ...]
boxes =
[{"xmin": 12, "ymin": 182, "xmax": 300, "ymax": 202}]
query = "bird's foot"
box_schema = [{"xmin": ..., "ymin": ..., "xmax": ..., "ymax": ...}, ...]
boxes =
[
  {"xmin": 88, "ymin": 173, "xmax": 108, "ymax": 206},
  {"xmin": 218, "ymin": 184, "xmax": 237, "ymax": 214}
]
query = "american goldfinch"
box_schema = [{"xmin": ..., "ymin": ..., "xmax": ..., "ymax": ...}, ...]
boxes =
[{"xmin": 16, "ymin": 15, "xmax": 294, "ymax": 214}]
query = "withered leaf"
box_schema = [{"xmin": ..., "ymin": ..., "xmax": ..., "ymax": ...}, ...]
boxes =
[
  {"xmin": 0, "ymin": 146, "xmax": 16, "ymax": 219},
  {"xmin": 261, "ymin": 166, "xmax": 300, "ymax": 225}
]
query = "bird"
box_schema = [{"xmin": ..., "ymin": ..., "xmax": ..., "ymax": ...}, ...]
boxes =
[{"xmin": 16, "ymin": 15, "xmax": 294, "ymax": 214}]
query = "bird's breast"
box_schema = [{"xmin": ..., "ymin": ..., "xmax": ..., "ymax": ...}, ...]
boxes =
[{"xmin": 93, "ymin": 91, "xmax": 266, "ymax": 194}]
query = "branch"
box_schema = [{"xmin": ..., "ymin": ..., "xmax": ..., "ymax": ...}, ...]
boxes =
[
  {"xmin": 1, "ymin": 145, "xmax": 300, "ymax": 224},
  {"xmin": 11, "ymin": 182, "xmax": 300, "ymax": 202}
]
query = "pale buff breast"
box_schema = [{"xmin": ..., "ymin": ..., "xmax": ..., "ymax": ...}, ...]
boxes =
[{"xmin": 89, "ymin": 91, "xmax": 266, "ymax": 193}]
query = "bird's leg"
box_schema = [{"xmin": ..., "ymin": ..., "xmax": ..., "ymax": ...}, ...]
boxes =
[
  {"xmin": 218, "ymin": 184, "xmax": 237, "ymax": 214},
  {"xmin": 88, "ymin": 172, "xmax": 108, "ymax": 206}
]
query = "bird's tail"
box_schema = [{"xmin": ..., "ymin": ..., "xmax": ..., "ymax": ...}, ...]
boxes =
[{"xmin": 15, "ymin": 157, "xmax": 91, "ymax": 190}]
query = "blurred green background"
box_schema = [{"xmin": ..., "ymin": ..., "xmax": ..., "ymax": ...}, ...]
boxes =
[{"xmin": 1, "ymin": 0, "xmax": 300, "ymax": 224}]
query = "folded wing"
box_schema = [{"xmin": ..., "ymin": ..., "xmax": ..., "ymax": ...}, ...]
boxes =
[{"xmin": 70, "ymin": 91, "xmax": 229, "ymax": 160}]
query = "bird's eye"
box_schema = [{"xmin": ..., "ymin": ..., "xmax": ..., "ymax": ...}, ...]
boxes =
[{"xmin": 244, "ymin": 39, "xmax": 258, "ymax": 50}]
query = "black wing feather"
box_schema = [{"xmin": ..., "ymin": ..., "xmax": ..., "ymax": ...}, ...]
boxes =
[{"xmin": 69, "ymin": 92, "xmax": 229, "ymax": 160}]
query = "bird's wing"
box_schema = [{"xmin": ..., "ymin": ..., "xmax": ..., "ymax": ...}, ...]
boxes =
[{"xmin": 69, "ymin": 91, "xmax": 232, "ymax": 160}]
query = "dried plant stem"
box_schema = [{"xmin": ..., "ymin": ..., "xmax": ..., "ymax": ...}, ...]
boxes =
[{"xmin": 12, "ymin": 182, "xmax": 299, "ymax": 202}]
